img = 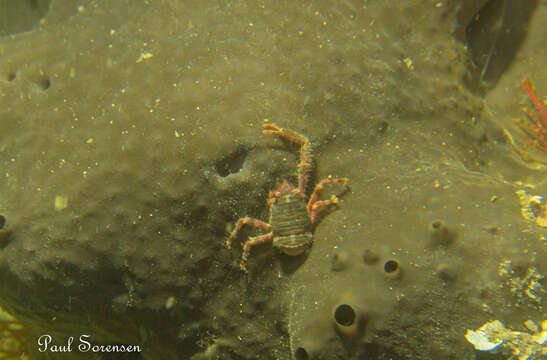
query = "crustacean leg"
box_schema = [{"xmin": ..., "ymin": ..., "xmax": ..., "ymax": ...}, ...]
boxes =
[
  {"xmin": 225, "ymin": 217, "xmax": 272, "ymax": 249},
  {"xmin": 263, "ymin": 123, "xmax": 313, "ymax": 194},
  {"xmin": 240, "ymin": 232, "xmax": 274, "ymax": 271},
  {"xmin": 307, "ymin": 178, "xmax": 348, "ymax": 224}
]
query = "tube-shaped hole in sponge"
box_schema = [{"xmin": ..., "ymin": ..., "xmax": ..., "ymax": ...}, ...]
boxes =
[
  {"xmin": 37, "ymin": 76, "xmax": 51, "ymax": 90},
  {"xmin": 384, "ymin": 259, "xmax": 398, "ymax": 273},
  {"xmin": 334, "ymin": 304, "xmax": 356, "ymax": 327},
  {"xmin": 384, "ymin": 259, "xmax": 402, "ymax": 279},
  {"xmin": 362, "ymin": 248, "xmax": 379, "ymax": 265},
  {"xmin": 330, "ymin": 250, "xmax": 349, "ymax": 271},
  {"xmin": 431, "ymin": 220, "xmax": 443, "ymax": 230},
  {"xmin": 294, "ymin": 347, "xmax": 309, "ymax": 360},
  {"xmin": 214, "ymin": 146, "xmax": 248, "ymax": 177},
  {"xmin": 430, "ymin": 220, "xmax": 456, "ymax": 246}
]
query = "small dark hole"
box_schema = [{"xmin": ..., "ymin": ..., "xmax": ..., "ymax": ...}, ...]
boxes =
[
  {"xmin": 215, "ymin": 146, "xmax": 248, "ymax": 177},
  {"xmin": 430, "ymin": 220, "xmax": 456, "ymax": 246},
  {"xmin": 377, "ymin": 121, "xmax": 389, "ymax": 134},
  {"xmin": 487, "ymin": 226, "xmax": 500, "ymax": 235},
  {"xmin": 7, "ymin": 72, "xmax": 16, "ymax": 81},
  {"xmin": 0, "ymin": 215, "xmax": 5, "ymax": 229},
  {"xmin": 436, "ymin": 264, "xmax": 454, "ymax": 281},
  {"xmin": 511, "ymin": 263, "xmax": 527, "ymax": 278},
  {"xmin": 384, "ymin": 260, "xmax": 398, "ymax": 273},
  {"xmin": 431, "ymin": 220, "xmax": 443, "ymax": 229},
  {"xmin": 362, "ymin": 248, "xmax": 379, "ymax": 265},
  {"xmin": 294, "ymin": 347, "xmax": 309, "ymax": 360},
  {"xmin": 334, "ymin": 304, "xmax": 355, "ymax": 327},
  {"xmin": 331, "ymin": 251, "xmax": 348, "ymax": 271},
  {"xmin": 38, "ymin": 77, "xmax": 50, "ymax": 90}
]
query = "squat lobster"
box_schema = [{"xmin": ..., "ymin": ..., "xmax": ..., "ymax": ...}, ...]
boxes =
[{"xmin": 225, "ymin": 123, "xmax": 348, "ymax": 271}]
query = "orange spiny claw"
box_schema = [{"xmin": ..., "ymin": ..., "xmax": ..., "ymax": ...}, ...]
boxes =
[{"xmin": 262, "ymin": 123, "xmax": 282, "ymax": 135}]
